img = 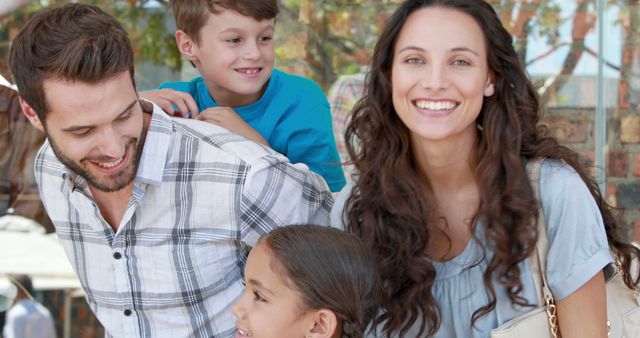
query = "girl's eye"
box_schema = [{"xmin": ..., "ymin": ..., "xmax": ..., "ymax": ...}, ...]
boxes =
[
  {"xmin": 253, "ymin": 291, "xmax": 267, "ymax": 303},
  {"xmin": 227, "ymin": 38, "xmax": 241, "ymax": 44},
  {"xmin": 259, "ymin": 35, "xmax": 273, "ymax": 42}
]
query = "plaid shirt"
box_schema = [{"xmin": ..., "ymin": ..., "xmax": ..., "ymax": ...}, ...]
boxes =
[
  {"xmin": 327, "ymin": 73, "xmax": 365, "ymax": 179},
  {"xmin": 34, "ymin": 102, "xmax": 333, "ymax": 338}
]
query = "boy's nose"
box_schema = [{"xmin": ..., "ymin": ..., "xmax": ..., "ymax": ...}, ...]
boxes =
[{"xmin": 243, "ymin": 42, "xmax": 260, "ymax": 60}]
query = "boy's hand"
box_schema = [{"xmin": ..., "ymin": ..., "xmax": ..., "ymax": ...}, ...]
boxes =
[
  {"xmin": 197, "ymin": 107, "xmax": 269, "ymax": 147},
  {"xmin": 139, "ymin": 89, "xmax": 199, "ymax": 118}
]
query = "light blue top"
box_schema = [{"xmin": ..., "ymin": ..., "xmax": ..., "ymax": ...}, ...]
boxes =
[
  {"xmin": 331, "ymin": 159, "xmax": 613, "ymax": 338},
  {"xmin": 159, "ymin": 69, "xmax": 346, "ymax": 192}
]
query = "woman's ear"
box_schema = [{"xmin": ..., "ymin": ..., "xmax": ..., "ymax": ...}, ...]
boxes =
[
  {"xmin": 175, "ymin": 30, "xmax": 199, "ymax": 64},
  {"xmin": 306, "ymin": 309, "xmax": 339, "ymax": 338},
  {"xmin": 484, "ymin": 73, "xmax": 495, "ymax": 97}
]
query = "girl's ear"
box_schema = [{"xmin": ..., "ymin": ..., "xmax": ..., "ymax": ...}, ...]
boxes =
[
  {"xmin": 306, "ymin": 309, "xmax": 339, "ymax": 338},
  {"xmin": 175, "ymin": 30, "xmax": 199, "ymax": 64}
]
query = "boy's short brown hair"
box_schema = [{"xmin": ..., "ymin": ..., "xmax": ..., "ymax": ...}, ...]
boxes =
[{"xmin": 171, "ymin": 0, "xmax": 279, "ymax": 45}]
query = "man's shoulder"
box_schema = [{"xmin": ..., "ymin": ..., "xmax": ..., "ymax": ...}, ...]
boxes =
[{"xmin": 170, "ymin": 117, "xmax": 288, "ymax": 166}]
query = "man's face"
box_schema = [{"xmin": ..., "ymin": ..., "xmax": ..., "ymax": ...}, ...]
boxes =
[{"xmin": 34, "ymin": 72, "xmax": 145, "ymax": 192}]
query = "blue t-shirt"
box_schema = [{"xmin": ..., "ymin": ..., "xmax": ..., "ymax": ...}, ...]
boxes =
[
  {"xmin": 331, "ymin": 159, "xmax": 613, "ymax": 337},
  {"xmin": 159, "ymin": 69, "xmax": 346, "ymax": 192}
]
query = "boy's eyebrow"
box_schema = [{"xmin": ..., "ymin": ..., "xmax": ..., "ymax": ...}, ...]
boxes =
[
  {"xmin": 220, "ymin": 25, "xmax": 275, "ymax": 34},
  {"xmin": 247, "ymin": 278, "xmax": 275, "ymax": 295},
  {"xmin": 397, "ymin": 45, "xmax": 480, "ymax": 57},
  {"xmin": 61, "ymin": 100, "xmax": 137, "ymax": 132}
]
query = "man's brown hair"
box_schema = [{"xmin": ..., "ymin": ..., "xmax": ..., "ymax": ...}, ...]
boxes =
[
  {"xmin": 9, "ymin": 3, "xmax": 135, "ymax": 122},
  {"xmin": 171, "ymin": 0, "xmax": 279, "ymax": 45}
]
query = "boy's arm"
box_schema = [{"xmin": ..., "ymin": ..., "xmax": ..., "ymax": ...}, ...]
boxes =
[
  {"xmin": 139, "ymin": 88, "xmax": 199, "ymax": 118},
  {"xmin": 198, "ymin": 107, "xmax": 269, "ymax": 147}
]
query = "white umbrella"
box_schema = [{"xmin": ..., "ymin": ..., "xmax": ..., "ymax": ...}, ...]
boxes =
[{"xmin": 0, "ymin": 215, "xmax": 82, "ymax": 338}]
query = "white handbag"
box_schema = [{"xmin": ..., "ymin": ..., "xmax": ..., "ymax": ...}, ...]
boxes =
[{"xmin": 491, "ymin": 158, "xmax": 640, "ymax": 338}]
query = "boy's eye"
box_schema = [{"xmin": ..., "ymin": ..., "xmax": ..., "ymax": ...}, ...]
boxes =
[
  {"xmin": 259, "ymin": 35, "xmax": 273, "ymax": 42},
  {"xmin": 253, "ymin": 291, "xmax": 267, "ymax": 303},
  {"xmin": 227, "ymin": 37, "xmax": 241, "ymax": 44}
]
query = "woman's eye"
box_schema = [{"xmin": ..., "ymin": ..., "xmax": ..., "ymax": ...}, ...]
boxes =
[
  {"xmin": 452, "ymin": 59, "xmax": 471, "ymax": 66},
  {"xmin": 405, "ymin": 57, "xmax": 422, "ymax": 64}
]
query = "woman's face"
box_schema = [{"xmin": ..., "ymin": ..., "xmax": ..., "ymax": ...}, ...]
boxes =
[{"xmin": 391, "ymin": 6, "xmax": 494, "ymax": 146}]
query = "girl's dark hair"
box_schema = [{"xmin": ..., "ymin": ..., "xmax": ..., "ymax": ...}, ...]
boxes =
[
  {"xmin": 343, "ymin": 0, "xmax": 640, "ymax": 336},
  {"xmin": 260, "ymin": 225, "xmax": 380, "ymax": 338}
]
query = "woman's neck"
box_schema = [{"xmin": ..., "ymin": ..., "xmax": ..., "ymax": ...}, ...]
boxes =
[{"xmin": 411, "ymin": 129, "xmax": 479, "ymax": 195}]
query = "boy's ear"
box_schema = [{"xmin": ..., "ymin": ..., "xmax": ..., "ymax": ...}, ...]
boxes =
[
  {"xmin": 18, "ymin": 96, "xmax": 44, "ymax": 132},
  {"xmin": 306, "ymin": 309, "xmax": 339, "ymax": 338},
  {"xmin": 175, "ymin": 30, "xmax": 199, "ymax": 64}
]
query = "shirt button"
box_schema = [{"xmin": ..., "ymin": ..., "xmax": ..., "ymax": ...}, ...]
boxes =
[
  {"xmin": 124, "ymin": 309, "xmax": 132, "ymax": 316},
  {"xmin": 113, "ymin": 252, "xmax": 122, "ymax": 259}
]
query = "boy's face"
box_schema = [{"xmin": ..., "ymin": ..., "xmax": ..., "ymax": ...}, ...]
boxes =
[{"xmin": 187, "ymin": 9, "xmax": 275, "ymax": 107}]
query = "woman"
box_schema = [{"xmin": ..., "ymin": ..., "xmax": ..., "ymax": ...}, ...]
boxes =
[{"xmin": 331, "ymin": 0, "xmax": 640, "ymax": 337}]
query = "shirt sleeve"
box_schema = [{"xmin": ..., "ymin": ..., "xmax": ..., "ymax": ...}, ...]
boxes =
[
  {"xmin": 330, "ymin": 180, "xmax": 355, "ymax": 230},
  {"xmin": 239, "ymin": 154, "xmax": 334, "ymax": 246},
  {"xmin": 540, "ymin": 160, "xmax": 613, "ymax": 300}
]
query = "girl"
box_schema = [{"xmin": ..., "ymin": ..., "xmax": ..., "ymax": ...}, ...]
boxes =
[
  {"xmin": 232, "ymin": 224, "xmax": 380, "ymax": 338},
  {"xmin": 331, "ymin": 0, "xmax": 640, "ymax": 337}
]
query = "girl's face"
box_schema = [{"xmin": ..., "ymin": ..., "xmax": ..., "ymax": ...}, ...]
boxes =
[
  {"xmin": 391, "ymin": 6, "xmax": 494, "ymax": 146},
  {"xmin": 232, "ymin": 243, "xmax": 316, "ymax": 338}
]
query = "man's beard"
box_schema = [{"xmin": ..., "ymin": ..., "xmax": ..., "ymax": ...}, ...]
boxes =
[{"xmin": 47, "ymin": 128, "xmax": 146, "ymax": 193}]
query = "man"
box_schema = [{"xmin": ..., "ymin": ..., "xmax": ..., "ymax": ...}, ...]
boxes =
[
  {"xmin": 10, "ymin": 4, "xmax": 332, "ymax": 338},
  {"xmin": 2, "ymin": 275, "xmax": 56, "ymax": 338}
]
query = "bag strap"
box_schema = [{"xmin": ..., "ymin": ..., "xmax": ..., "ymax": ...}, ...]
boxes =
[{"xmin": 525, "ymin": 157, "xmax": 559, "ymax": 337}]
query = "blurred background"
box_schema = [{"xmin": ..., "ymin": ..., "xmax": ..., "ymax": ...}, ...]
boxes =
[{"xmin": 0, "ymin": 1, "xmax": 638, "ymax": 337}]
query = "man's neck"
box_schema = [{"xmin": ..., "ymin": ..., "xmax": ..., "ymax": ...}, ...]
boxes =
[{"xmin": 89, "ymin": 183, "xmax": 134, "ymax": 232}]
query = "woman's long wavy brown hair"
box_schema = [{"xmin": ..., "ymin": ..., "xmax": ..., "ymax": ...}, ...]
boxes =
[{"xmin": 343, "ymin": 0, "xmax": 640, "ymax": 337}]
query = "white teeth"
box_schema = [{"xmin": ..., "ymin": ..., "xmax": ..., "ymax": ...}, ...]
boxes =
[
  {"xmin": 238, "ymin": 329, "xmax": 252, "ymax": 336},
  {"xmin": 238, "ymin": 68, "xmax": 259, "ymax": 75},
  {"xmin": 415, "ymin": 100, "xmax": 456, "ymax": 110},
  {"xmin": 96, "ymin": 157, "xmax": 123, "ymax": 169}
]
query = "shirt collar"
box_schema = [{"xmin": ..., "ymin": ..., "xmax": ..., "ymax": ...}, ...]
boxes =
[{"xmin": 135, "ymin": 100, "xmax": 173, "ymax": 187}]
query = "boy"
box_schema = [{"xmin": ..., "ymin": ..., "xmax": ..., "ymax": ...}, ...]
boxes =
[{"xmin": 143, "ymin": 0, "xmax": 346, "ymax": 192}]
